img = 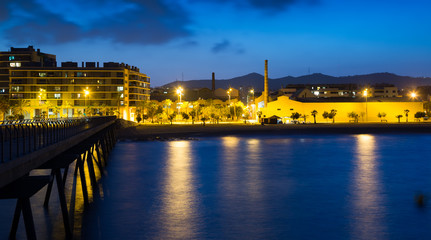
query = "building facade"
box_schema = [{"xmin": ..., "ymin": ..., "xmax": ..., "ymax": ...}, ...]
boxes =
[
  {"xmin": 261, "ymin": 96, "xmax": 423, "ymax": 123},
  {"xmin": 0, "ymin": 46, "xmax": 150, "ymax": 120}
]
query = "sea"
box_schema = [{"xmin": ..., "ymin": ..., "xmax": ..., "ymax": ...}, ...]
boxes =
[{"xmin": 1, "ymin": 133, "xmax": 431, "ymax": 239}]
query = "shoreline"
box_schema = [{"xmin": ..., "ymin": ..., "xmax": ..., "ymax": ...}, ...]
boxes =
[{"xmin": 117, "ymin": 121, "xmax": 431, "ymax": 141}]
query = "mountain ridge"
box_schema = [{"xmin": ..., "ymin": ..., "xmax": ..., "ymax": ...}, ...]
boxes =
[{"xmin": 160, "ymin": 72, "xmax": 431, "ymax": 92}]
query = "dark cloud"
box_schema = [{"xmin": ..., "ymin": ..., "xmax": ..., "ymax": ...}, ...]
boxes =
[
  {"xmin": 1, "ymin": 0, "xmax": 192, "ymax": 45},
  {"xmin": 191, "ymin": 0, "xmax": 319, "ymax": 13},
  {"xmin": 212, "ymin": 40, "xmax": 230, "ymax": 53},
  {"xmin": 212, "ymin": 40, "xmax": 245, "ymax": 54}
]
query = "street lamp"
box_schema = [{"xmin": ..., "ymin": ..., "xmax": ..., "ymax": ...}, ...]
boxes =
[
  {"xmin": 363, "ymin": 88, "xmax": 368, "ymax": 122},
  {"xmin": 176, "ymin": 87, "xmax": 183, "ymax": 115},
  {"xmin": 84, "ymin": 87, "xmax": 90, "ymax": 116},
  {"xmin": 410, "ymin": 91, "xmax": 417, "ymax": 100},
  {"xmin": 227, "ymin": 88, "xmax": 232, "ymax": 104}
]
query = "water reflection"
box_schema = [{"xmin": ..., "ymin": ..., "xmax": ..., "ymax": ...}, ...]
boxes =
[
  {"xmin": 351, "ymin": 134, "xmax": 387, "ymax": 239},
  {"xmin": 158, "ymin": 141, "xmax": 198, "ymax": 239}
]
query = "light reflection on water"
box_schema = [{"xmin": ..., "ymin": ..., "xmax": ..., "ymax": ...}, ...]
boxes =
[
  {"xmin": 157, "ymin": 141, "xmax": 199, "ymax": 239},
  {"xmin": 2, "ymin": 134, "xmax": 431, "ymax": 239},
  {"xmin": 351, "ymin": 134, "xmax": 387, "ymax": 239}
]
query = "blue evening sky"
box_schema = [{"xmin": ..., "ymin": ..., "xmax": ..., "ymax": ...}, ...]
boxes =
[{"xmin": 1, "ymin": 0, "xmax": 430, "ymax": 86}]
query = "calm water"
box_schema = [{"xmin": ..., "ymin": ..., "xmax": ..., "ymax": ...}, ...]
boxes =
[
  {"xmin": 80, "ymin": 134, "xmax": 431, "ymax": 240},
  {"xmin": 1, "ymin": 134, "xmax": 431, "ymax": 239}
]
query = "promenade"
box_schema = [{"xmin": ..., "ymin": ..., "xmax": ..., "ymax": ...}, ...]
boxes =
[{"xmin": 118, "ymin": 120, "xmax": 431, "ymax": 141}]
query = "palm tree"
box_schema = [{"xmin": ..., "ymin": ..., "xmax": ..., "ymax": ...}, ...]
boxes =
[
  {"xmin": 322, "ymin": 111, "xmax": 329, "ymax": 122},
  {"xmin": 0, "ymin": 96, "xmax": 10, "ymax": 121},
  {"xmin": 348, "ymin": 112, "xmax": 359, "ymax": 123},
  {"xmin": 328, "ymin": 109, "xmax": 337, "ymax": 123},
  {"xmin": 396, "ymin": 114, "xmax": 403, "ymax": 123},
  {"xmin": 404, "ymin": 109, "xmax": 410, "ymax": 122},
  {"xmin": 290, "ymin": 112, "xmax": 301, "ymax": 123},
  {"xmin": 11, "ymin": 99, "xmax": 30, "ymax": 119},
  {"xmin": 377, "ymin": 112, "xmax": 387, "ymax": 122},
  {"xmin": 311, "ymin": 110, "xmax": 318, "ymax": 124}
]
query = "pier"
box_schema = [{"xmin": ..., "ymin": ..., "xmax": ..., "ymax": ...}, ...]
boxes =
[{"xmin": 0, "ymin": 116, "xmax": 117, "ymax": 239}]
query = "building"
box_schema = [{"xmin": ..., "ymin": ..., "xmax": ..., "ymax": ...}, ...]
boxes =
[
  {"xmin": 0, "ymin": 46, "xmax": 150, "ymax": 120},
  {"xmin": 260, "ymin": 96, "xmax": 423, "ymax": 123}
]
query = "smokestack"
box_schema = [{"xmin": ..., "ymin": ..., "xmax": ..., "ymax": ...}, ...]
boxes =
[
  {"xmin": 212, "ymin": 72, "xmax": 215, "ymax": 91},
  {"xmin": 264, "ymin": 60, "xmax": 268, "ymax": 108}
]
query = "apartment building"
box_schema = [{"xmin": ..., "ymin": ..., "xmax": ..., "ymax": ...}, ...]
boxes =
[{"xmin": 0, "ymin": 46, "xmax": 150, "ymax": 120}]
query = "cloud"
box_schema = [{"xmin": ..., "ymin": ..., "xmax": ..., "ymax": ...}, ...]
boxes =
[
  {"xmin": 212, "ymin": 40, "xmax": 231, "ymax": 53},
  {"xmin": 212, "ymin": 39, "xmax": 245, "ymax": 54},
  {"xmin": 1, "ymin": 0, "xmax": 192, "ymax": 45},
  {"xmin": 190, "ymin": 0, "xmax": 319, "ymax": 13}
]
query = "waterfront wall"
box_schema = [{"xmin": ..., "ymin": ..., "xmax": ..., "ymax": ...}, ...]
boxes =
[{"xmin": 262, "ymin": 96, "xmax": 424, "ymax": 123}]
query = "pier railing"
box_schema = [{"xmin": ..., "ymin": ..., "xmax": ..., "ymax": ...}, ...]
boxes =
[{"xmin": 0, "ymin": 116, "xmax": 116, "ymax": 162}]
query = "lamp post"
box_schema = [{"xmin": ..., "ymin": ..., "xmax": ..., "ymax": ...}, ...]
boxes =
[
  {"xmin": 250, "ymin": 89, "xmax": 255, "ymax": 118},
  {"xmin": 363, "ymin": 88, "xmax": 368, "ymax": 122},
  {"xmin": 84, "ymin": 87, "xmax": 90, "ymax": 116},
  {"xmin": 410, "ymin": 91, "xmax": 417, "ymax": 100},
  {"xmin": 176, "ymin": 87, "xmax": 183, "ymax": 114}
]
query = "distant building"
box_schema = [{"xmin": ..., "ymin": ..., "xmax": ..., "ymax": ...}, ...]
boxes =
[
  {"xmin": 261, "ymin": 96, "xmax": 423, "ymax": 123},
  {"xmin": 0, "ymin": 46, "xmax": 150, "ymax": 120}
]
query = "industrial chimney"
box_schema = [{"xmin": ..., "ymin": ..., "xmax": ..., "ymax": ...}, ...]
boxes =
[
  {"xmin": 212, "ymin": 72, "xmax": 215, "ymax": 92},
  {"xmin": 264, "ymin": 60, "xmax": 268, "ymax": 108}
]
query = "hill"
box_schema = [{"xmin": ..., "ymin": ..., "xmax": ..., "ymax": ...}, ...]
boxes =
[{"xmin": 161, "ymin": 72, "xmax": 431, "ymax": 92}]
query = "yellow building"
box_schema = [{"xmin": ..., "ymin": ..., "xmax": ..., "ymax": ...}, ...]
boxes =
[
  {"xmin": 261, "ymin": 96, "xmax": 423, "ymax": 123},
  {"xmin": 0, "ymin": 46, "xmax": 150, "ymax": 120}
]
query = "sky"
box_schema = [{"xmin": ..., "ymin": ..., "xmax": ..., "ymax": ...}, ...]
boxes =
[{"xmin": 1, "ymin": 0, "xmax": 431, "ymax": 87}]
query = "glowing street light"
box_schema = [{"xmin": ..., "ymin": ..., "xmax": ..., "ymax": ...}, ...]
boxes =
[
  {"xmin": 84, "ymin": 87, "xmax": 90, "ymax": 116},
  {"xmin": 410, "ymin": 91, "xmax": 417, "ymax": 100},
  {"xmin": 227, "ymin": 88, "xmax": 232, "ymax": 104},
  {"xmin": 363, "ymin": 88, "xmax": 368, "ymax": 122},
  {"xmin": 176, "ymin": 87, "xmax": 183, "ymax": 115},
  {"xmin": 176, "ymin": 87, "xmax": 183, "ymax": 103}
]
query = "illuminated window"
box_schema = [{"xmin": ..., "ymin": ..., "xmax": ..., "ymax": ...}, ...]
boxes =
[
  {"xmin": 117, "ymin": 86, "xmax": 123, "ymax": 92},
  {"xmin": 54, "ymin": 93, "xmax": 61, "ymax": 99},
  {"xmin": 39, "ymin": 72, "xmax": 47, "ymax": 77},
  {"xmin": 10, "ymin": 62, "xmax": 21, "ymax": 67},
  {"xmin": 9, "ymin": 56, "xmax": 14, "ymax": 61},
  {"xmin": 77, "ymin": 93, "xmax": 81, "ymax": 98},
  {"xmin": 55, "ymin": 86, "xmax": 61, "ymax": 91}
]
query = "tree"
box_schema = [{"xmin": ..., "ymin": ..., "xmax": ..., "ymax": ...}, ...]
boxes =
[
  {"xmin": 167, "ymin": 112, "xmax": 177, "ymax": 125},
  {"xmin": 163, "ymin": 99, "xmax": 173, "ymax": 116},
  {"xmin": 201, "ymin": 117, "xmax": 208, "ymax": 126},
  {"xmin": 0, "ymin": 96, "xmax": 10, "ymax": 121},
  {"xmin": 328, "ymin": 109, "xmax": 337, "ymax": 123},
  {"xmin": 146, "ymin": 102, "xmax": 159, "ymax": 123},
  {"xmin": 396, "ymin": 114, "xmax": 403, "ymax": 123},
  {"xmin": 311, "ymin": 110, "xmax": 318, "ymax": 124},
  {"xmin": 414, "ymin": 111, "xmax": 426, "ymax": 121},
  {"xmin": 136, "ymin": 113, "xmax": 142, "ymax": 123},
  {"xmin": 11, "ymin": 99, "xmax": 30, "ymax": 119},
  {"xmin": 322, "ymin": 111, "xmax": 329, "ymax": 122},
  {"xmin": 404, "ymin": 109, "xmax": 410, "ymax": 122},
  {"xmin": 182, "ymin": 112, "xmax": 190, "ymax": 122},
  {"xmin": 348, "ymin": 112, "xmax": 359, "ymax": 123},
  {"xmin": 290, "ymin": 112, "xmax": 301, "ymax": 123},
  {"xmin": 189, "ymin": 109, "xmax": 197, "ymax": 124},
  {"xmin": 377, "ymin": 112, "xmax": 386, "ymax": 122}
]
